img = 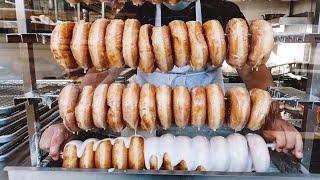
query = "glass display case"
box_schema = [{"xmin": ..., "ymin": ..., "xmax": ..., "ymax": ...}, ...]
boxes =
[{"xmin": 0, "ymin": 0, "xmax": 320, "ymax": 179}]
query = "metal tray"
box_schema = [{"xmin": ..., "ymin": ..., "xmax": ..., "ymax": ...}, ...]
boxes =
[
  {"xmin": 0, "ymin": 109, "xmax": 26, "ymax": 126},
  {"xmin": 0, "ymin": 105, "xmax": 58, "ymax": 144},
  {"xmin": 4, "ymin": 166, "xmax": 320, "ymax": 180},
  {"xmin": 0, "ymin": 113, "xmax": 60, "ymax": 161}
]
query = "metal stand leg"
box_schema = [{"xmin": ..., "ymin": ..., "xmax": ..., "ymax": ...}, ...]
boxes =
[
  {"xmin": 20, "ymin": 42, "xmax": 41, "ymax": 167},
  {"xmin": 26, "ymin": 98, "xmax": 41, "ymax": 167}
]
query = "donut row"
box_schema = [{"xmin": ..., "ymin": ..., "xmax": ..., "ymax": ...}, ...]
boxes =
[
  {"xmin": 50, "ymin": 18, "xmax": 274, "ymax": 72},
  {"xmin": 66, "ymin": 0, "xmax": 196, "ymax": 6},
  {"xmin": 63, "ymin": 133, "xmax": 270, "ymax": 172},
  {"xmin": 58, "ymin": 83, "xmax": 272, "ymax": 133}
]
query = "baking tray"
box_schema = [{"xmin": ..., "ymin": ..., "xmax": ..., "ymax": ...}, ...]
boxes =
[
  {"xmin": 0, "ymin": 105, "xmax": 58, "ymax": 144},
  {"xmin": 0, "ymin": 108, "xmax": 26, "ymax": 126},
  {"xmin": 0, "ymin": 112, "xmax": 60, "ymax": 161}
]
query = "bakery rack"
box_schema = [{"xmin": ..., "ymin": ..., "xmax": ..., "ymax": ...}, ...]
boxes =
[{"xmin": 2, "ymin": 0, "xmax": 320, "ymax": 179}]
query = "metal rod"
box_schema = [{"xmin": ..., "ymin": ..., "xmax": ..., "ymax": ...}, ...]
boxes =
[
  {"xmin": 25, "ymin": 98, "xmax": 41, "ymax": 167},
  {"xmin": 195, "ymin": 0, "xmax": 202, "ymax": 24},
  {"xmin": 102, "ymin": 2, "xmax": 105, "ymax": 18},
  {"xmin": 15, "ymin": 0, "xmax": 27, "ymax": 33},
  {"xmin": 155, "ymin": 4, "xmax": 161, "ymax": 27},
  {"xmin": 77, "ymin": 3, "xmax": 81, "ymax": 22},
  {"xmin": 54, "ymin": 0, "xmax": 58, "ymax": 22}
]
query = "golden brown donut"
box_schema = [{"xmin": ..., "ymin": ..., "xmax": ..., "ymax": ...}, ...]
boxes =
[
  {"xmin": 246, "ymin": 88, "xmax": 272, "ymax": 131},
  {"xmin": 226, "ymin": 86, "xmax": 251, "ymax": 131},
  {"xmin": 186, "ymin": 21, "xmax": 208, "ymax": 71},
  {"xmin": 173, "ymin": 86, "xmax": 191, "ymax": 128},
  {"xmin": 248, "ymin": 20, "xmax": 274, "ymax": 68},
  {"xmin": 62, "ymin": 144, "xmax": 78, "ymax": 168},
  {"xmin": 105, "ymin": 19, "xmax": 124, "ymax": 68},
  {"xmin": 149, "ymin": 155, "xmax": 158, "ymax": 170},
  {"xmin": 139, "ymin": 84, "xmax": 157, "ymax": 132},
  {"xmin": 151, "ymin": 26, "xmax": 174, "ymax": 72},
  {"xmin": 70, "ymin": 20, "xmax": 92, "ymax": 70},
  {"xmin": 206, "ymin": 84, "xmax": 225, "ymax": 130},
  {"xmin": 50, "ymin": 22, "xmax": 78, "ymax": 69},
  {"xmin": 112, "ymin": 138, "xmax": 128, "ymax": 170},
  {"xmin": 162, "ymin": 153, "xmax": 173, "ymax": 170},
  {"xmin": 122, "ymin": 83, "xmax": 140, "ymax": 129},
  {"xmin": 128, "ymin": 136, "xmax": 144, "ymax": 170},
  {"xmin": 226, "ymin": 18, "xmax": 249, "ymax": 69},
  {"xmin": 191, "ymin": 86, "xmax": 206, "ymax": 128},
  {"xmin": 168, "ymin": 20, "xmax": 190, "ymax": 67},
  {"xmin": 132, "ymin": 0, "xmax": 145, "ymax": 6},
  {"xmin": 95, "ymin": 140, "xmax": 112, "ymax": 169},
  {"xmin": 79, "ymin": 141, "xmax": 95, "ymax": 168},
  {"xmin": 92, "ymin": 84, "xmax": 109, "ymax": 129},
  {"xmin": 156, "ymin": 85, "xmax": 172, "ymax": 129},
  {"xmin": 59, "ymin": 85, "xmax": 80, "ymax": 132},
  {"xmin": 123, "ymin": 19, "xmax": 141, "ymax": 68},
  {"xmin": 88, "ymin": 18, "xmax": 110, "ymax": 71},
  {"xmin": 203, "ymin": 20, "xmax": 226, "ymax": 68},
  {"xmin": 196, "ymin": 166, "xmax": 206, "ymax": 171},
  {"xmin": 107, "ymin": 83, "xmax": 125, "ymax": 132},
  {"xmin": 139, "ymin": 24, "xmax": 155, "ymax": 73},
  {"xmin": 178, "ymin": 160, "xmax": 188, "ymax": 170},
  {"xmin": 75, "ymin": 86, "xmax": 94, "ymax": 131}
]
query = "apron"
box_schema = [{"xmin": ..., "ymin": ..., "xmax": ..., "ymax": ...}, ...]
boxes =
[{"xmin": 135, "ymin": 65, "xmax": 224, "ymax": 90}]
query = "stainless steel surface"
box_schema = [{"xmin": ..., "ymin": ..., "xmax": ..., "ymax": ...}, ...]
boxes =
[
  {"xmin": 4, "ymin": 167, "xmax": 319, "ymax": 180},
  {"xmin": 0, "ymin": 105, "xmax": 57, "ymax": 144},
  {"xmin": 270, "ymin": 86, "xmax": 320, "ymax": 103},
  {"xmin": 15, "ymin": 0, "xmax": 26, "ymax": 33},
  {"xmin": 301, "ymin": 104, "xmax": 318, "ymax": 170}
]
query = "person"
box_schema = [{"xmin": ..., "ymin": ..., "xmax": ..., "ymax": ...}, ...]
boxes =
[{"xmin": 40, "ymin": 0, "xmax": 303, "ymax": 161}]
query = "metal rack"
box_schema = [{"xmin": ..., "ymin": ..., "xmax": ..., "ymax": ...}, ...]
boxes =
[{"xmin": 2, "ymin": 1, "xmax": 320, "ymax": 179}]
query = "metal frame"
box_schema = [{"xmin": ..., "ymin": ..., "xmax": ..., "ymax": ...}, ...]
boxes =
[
  {"xmin": 301, "ymin": 0, "xmax": 320, "ymax": 170},
  {"xmin": 4, "ymin": 167, "xmax": 320, "ymax": 180}
]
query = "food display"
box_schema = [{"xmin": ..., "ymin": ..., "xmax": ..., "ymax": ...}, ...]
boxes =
[
  {"xmin": 58, "ymin": 83, "xmax": 272, "ymax": 132},
  {"xmin": 50, "ymin": 22, "xmax": 78, "ymax": 69},
  {"xmin": 168, "ymin": 20, "xmax": 190, "ymax": 68},
  {"xmin": 70, "ymin": 20, "xmax": 92, "ymax": 71},
  {"xmin": 122, "ymin": 19, "xmax": 141, "ymax": 68},
  {"xmin": 226, "ymin": 18, "xmax": 249, "ymax": 69},
  {"xmin": 105, "ymin": 19, "xmax": 125, "ymax": 68},
  {"xmin": 151, "ymin": 25, "xmax": 174, "ymax": 72},
  {"xmin": 50, "ymin": 18, "xmax": 274, "ymax": 72},
  {"xmin": 186, "ymin": 21, "xmax": 208, "ymax": 70},
  {"xmin": 63, "ymin": 133, "xmax": 270, "ymax": 172},
  {"xmin": 88, "ymin": 18, "xmax": 110, "ymax": 70}
]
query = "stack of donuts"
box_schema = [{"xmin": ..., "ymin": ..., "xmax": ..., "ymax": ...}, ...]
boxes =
[
  {"xmin": 58, "ymin": 83, "xmax": 272, "ymax": 133},
  {"xmin": 50, "ymin": 18, "xmax": 274, "ymax": 72},
  {"xmin": 63, "ymin": 133, "xmax": 270, "ymax": 172}
]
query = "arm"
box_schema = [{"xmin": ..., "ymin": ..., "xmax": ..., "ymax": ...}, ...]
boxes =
[{"xmin": 237, "ymin": 64, "xmax": 274, "ymax": 90}]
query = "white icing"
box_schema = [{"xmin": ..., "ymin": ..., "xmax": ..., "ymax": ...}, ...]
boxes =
[
  {"xmin": 175, "ymin": 136, "xmax": 193, "ymax": 170},
  {"xmin": 65, "ymin": 138, "xmax": 99, "ymax": 158},
  {"xmin": 246, "ymin": 133, "xmax": 270, "ymax": 172},
  {"xmin": 64, "ymin": 135, "xmax": 144, "ymax": 158},
  {"xmin": 209, "ymin": 136, "xmax": 229, "ymax": 171},
  {"xmin": 227, "ymin": 133, "xmax": 249, "ymax": 172},
  {"xmin": 192, "ymin": 136, "xmax": 210, "ymax": 170},
  {"xmin": 144, "ymin": 137, "xmax": 161, "ymax": 170}
]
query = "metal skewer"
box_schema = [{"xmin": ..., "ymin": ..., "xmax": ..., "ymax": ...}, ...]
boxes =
[
  {"xmin": 155, "ymin": 3, "xmax": 161, "ymax": 26},
  {"xmin": 195, "ymin": 0, "xmax": 202, "ymax": 23}
]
